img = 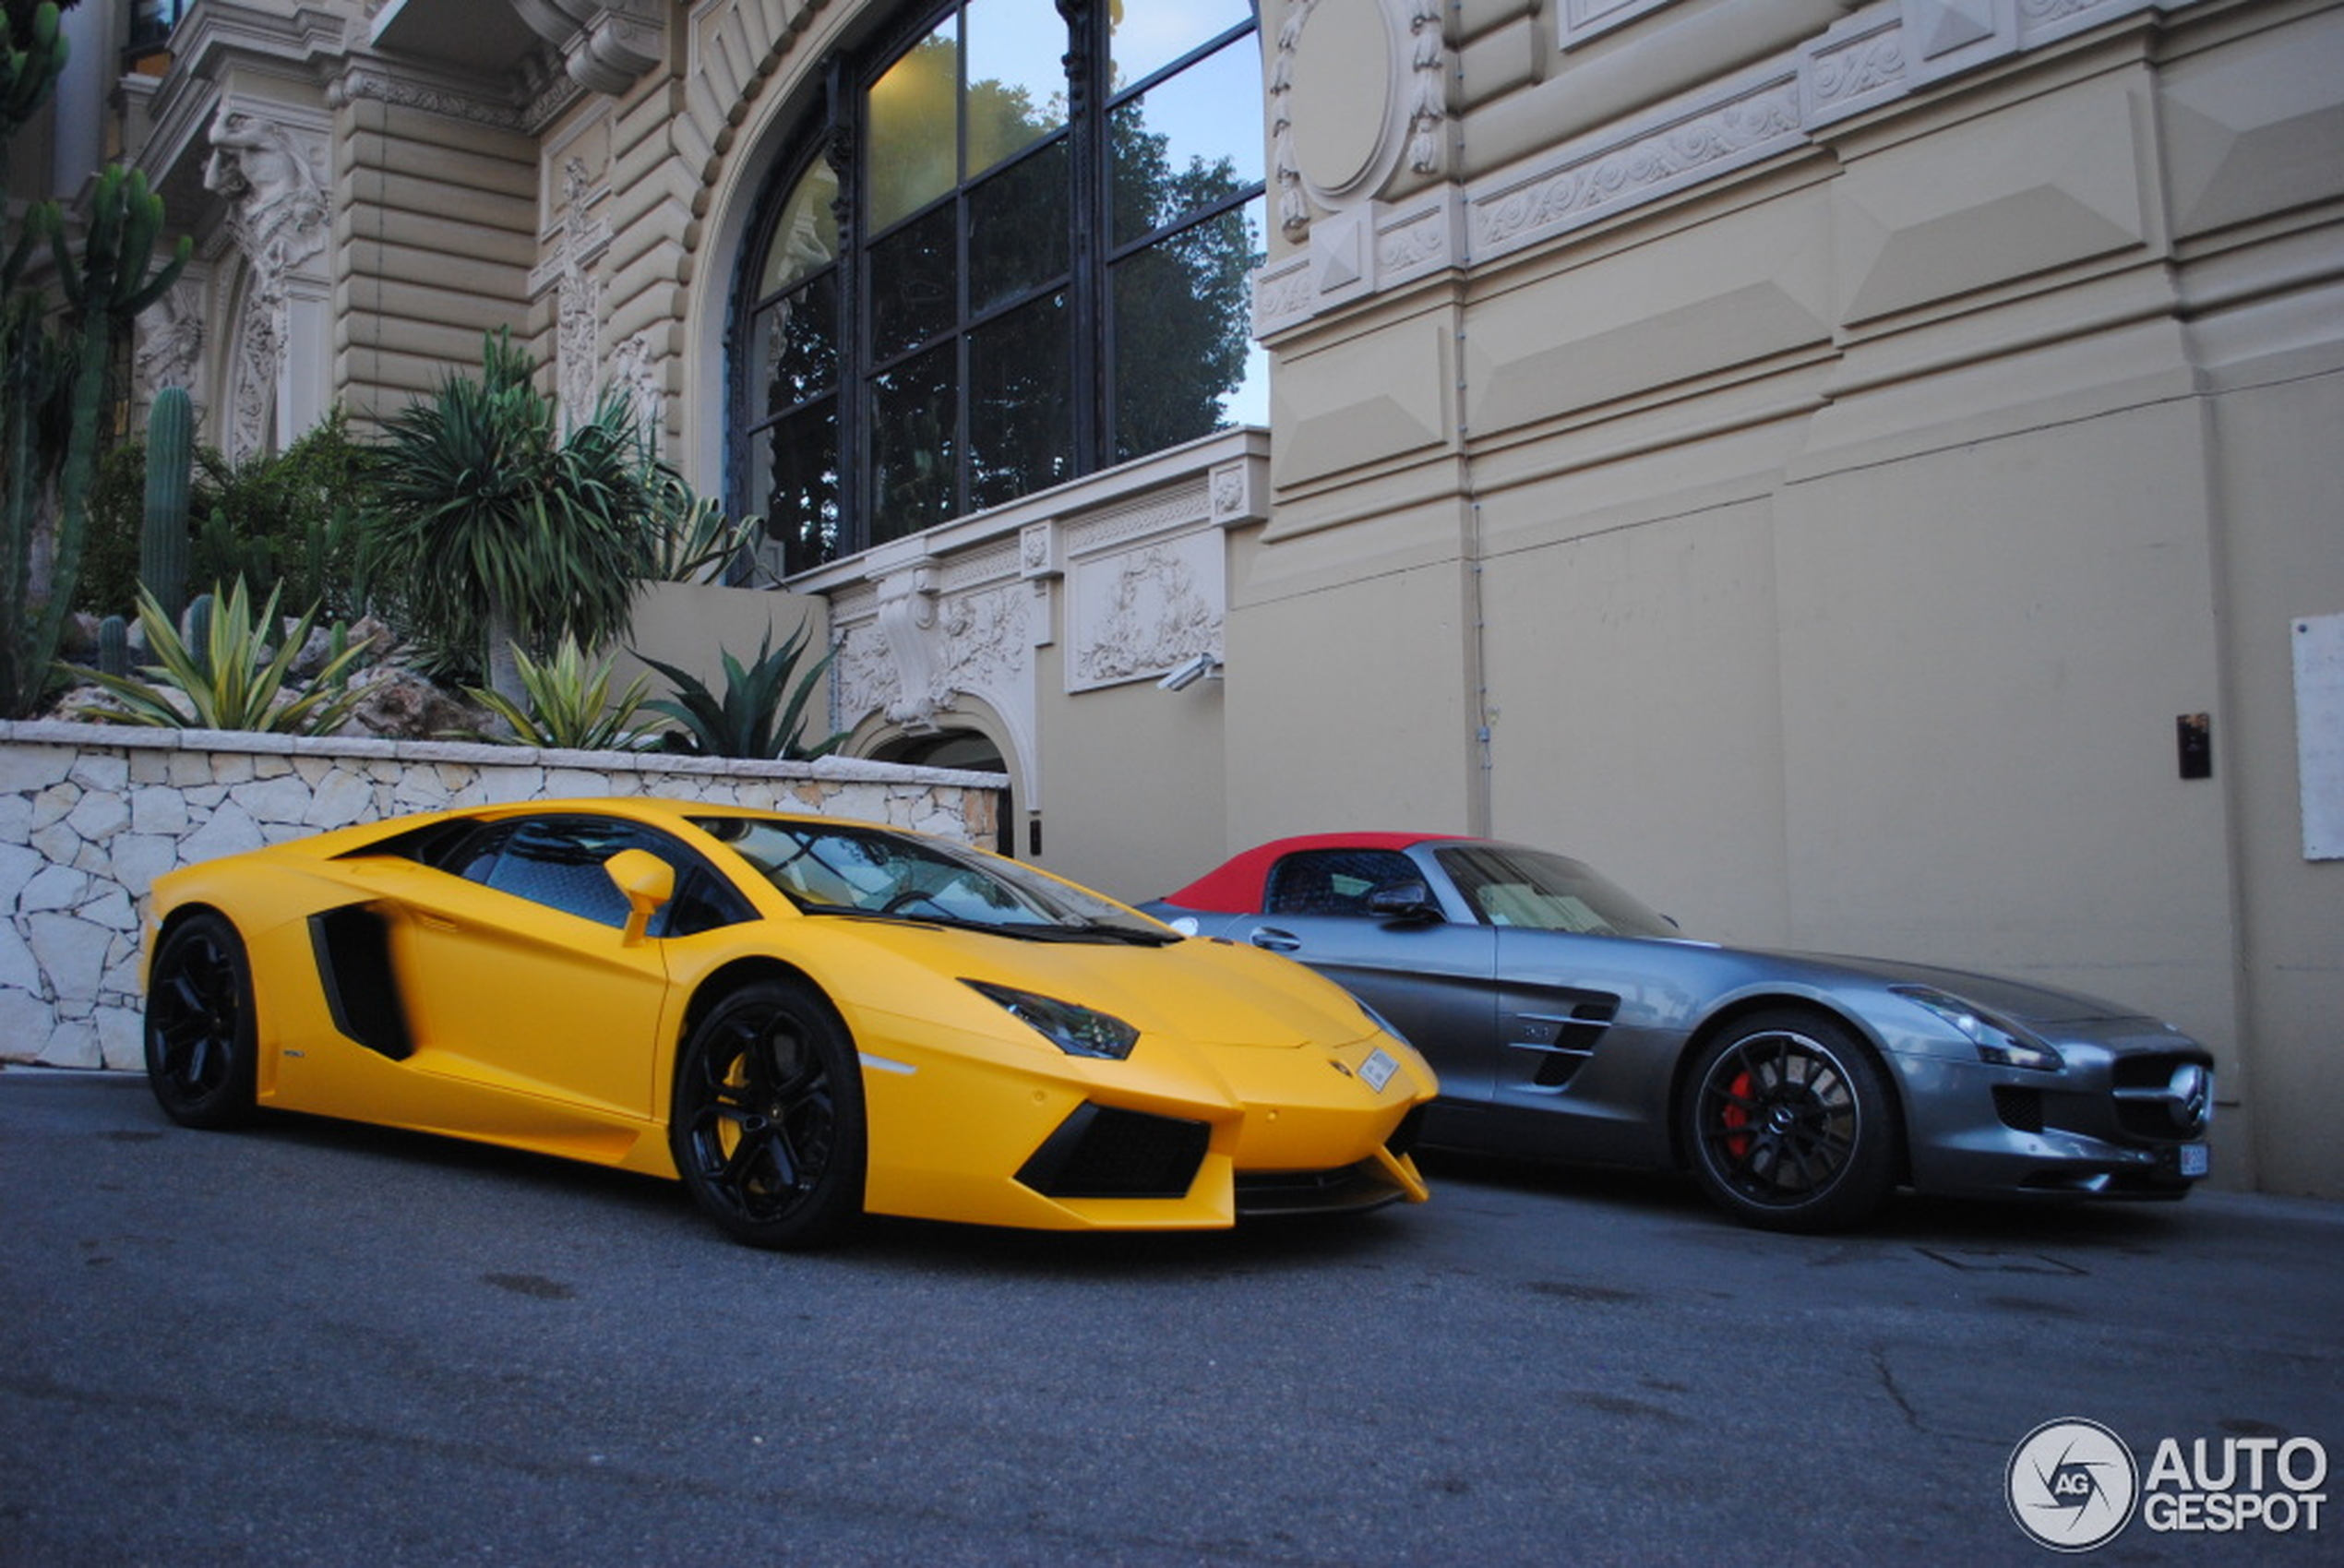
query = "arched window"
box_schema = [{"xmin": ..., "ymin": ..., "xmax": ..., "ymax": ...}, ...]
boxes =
[{"xmin": 735, "ymin": 0, "xmax": 1265, "ymax": 577}]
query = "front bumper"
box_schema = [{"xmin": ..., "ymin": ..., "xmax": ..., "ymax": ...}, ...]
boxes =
[{"xmin": 1894, "ymin": 1033, "xmax": 2214, "ymax": 1202}]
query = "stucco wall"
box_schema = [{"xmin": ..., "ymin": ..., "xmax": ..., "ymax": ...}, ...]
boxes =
[
  {"xmin": 1232, "ymin": 0, "xmax": 2344, "ymax": 1196},
  {"xmin": 0, "ymin": 722, "xmax": 1002, "ymax": 1074}
]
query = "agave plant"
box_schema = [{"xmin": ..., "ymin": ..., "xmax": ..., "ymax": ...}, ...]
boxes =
[
  {"xmin": 459, "ymin": 634, "xmax": 661, "ymax": 751},
  {"xmin": 64, "ymin": 578, "xmax": 374, "ymax": 734},
  {"xmin": 636, "ymin": 621, "xmax": 847, "ymax": 760}
]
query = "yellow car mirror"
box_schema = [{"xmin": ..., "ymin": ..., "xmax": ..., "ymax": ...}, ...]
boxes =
[{"xmin": 604, "ymin": 848, "xmax": 675, "ymax": 945}]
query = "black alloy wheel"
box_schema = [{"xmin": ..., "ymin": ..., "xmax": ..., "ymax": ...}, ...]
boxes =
[
  {"xmin": 670, "ymin": 978, "xmax": 867, "ymax": 1249},
  {"xmin": 1683, "ymin": 1010, "xmax": 1895, "ymax": 1232},
  {"xmin": 144, "ymin": 910, "xmax": 259, "ymax": 1129}
]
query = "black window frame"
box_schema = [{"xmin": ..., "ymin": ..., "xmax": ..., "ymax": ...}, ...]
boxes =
[{"xmin": 731, "ymin": 0, "xmax": 1264, "ymax": 577}]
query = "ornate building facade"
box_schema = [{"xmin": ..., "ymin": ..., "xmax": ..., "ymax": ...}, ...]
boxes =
[{"xmin": 34, "ymin": 0, "xmax": 2344, "ymax": 1195}]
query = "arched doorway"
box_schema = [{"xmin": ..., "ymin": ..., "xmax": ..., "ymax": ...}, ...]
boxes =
[{"xmin": 869, "ymin": 729, "xmax": 1015, "ymax": 857}]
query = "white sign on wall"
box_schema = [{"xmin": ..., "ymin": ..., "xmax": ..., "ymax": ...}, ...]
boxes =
[{"xmin": 2295, "ymin": 613, "xmax": 2344, "ymax": 861}]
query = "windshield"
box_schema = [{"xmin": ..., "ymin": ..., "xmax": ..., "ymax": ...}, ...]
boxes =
[
  {"xmin": 1433, "ymin": 844, "xmax": 1679, "ymax": 938},
  {"xmin": 693, "ymin": 817, "xmax": 1169, "ymax": 940}
]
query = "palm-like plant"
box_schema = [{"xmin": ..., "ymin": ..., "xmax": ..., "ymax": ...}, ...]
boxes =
[
  {"xmin": 359, "ymin": 330, "xmax": 652, "ymax": 702},
  {"xmin": 636, "ymin": 622, "xmax": 847, "ymax": 760},
  {"xmin": 643, "ymin": 467, "xmax": 767, "ymax": 585},
  {"xmin": 65, "ymin": 578, "xmax": 374, "ymax": 734},
  {"xmin": 460, "ymin": 634, "xmax": 661, "ymax": 751}
]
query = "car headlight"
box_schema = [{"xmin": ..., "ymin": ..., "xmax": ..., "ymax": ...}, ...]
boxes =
[
  {"xmin": 1895, "ymin": 986, "xmax": 2063, "ymax": 1071},
  {"xmin": 964, "ymin": 980, "xmax": 1140, "ymax": 1059}
]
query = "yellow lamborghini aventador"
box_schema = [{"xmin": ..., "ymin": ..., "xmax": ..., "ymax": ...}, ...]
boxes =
[{"xmin": 141, "ymin": 798, "xmax": 1436, "ymax": 1247}]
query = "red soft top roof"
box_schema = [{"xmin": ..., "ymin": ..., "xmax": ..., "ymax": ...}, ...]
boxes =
[{"xmin": 1158, "ymin": 832, "xmax": 1474, "ymax": 914}]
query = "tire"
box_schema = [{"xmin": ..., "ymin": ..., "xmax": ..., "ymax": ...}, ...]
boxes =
[
  {"xmin": 144, "ymin": 911, "xmax": 259, "ymax": 1130},
  {"xmin": 670, "ymin": 978, "xmax": 867, "ymax": 1249},
  {"xmin": 1681, "ymin": 1010, "xmax": 1896, "ymax": 1233}
]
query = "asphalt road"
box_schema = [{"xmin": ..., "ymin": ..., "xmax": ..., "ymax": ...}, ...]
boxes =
[{"xmin": 2, "ymin": 1068, "xmax": 2338, "ymax": 1567}]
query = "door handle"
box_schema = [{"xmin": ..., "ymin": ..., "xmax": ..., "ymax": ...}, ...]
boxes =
[
  {"xmin": 415, "ymin": 912, "xmax": 460, "ymax": 933},
  {"xmin": 1249, "ymin": 926, "xmax": 1302, "ymax": 953}
]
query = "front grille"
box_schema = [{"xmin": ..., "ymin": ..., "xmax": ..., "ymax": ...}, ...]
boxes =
[
  {"xmin": 2111, "ymin": 1056, "xmax": 2215, "ymax": 1141},
  {"xmin": 1016, "ymin": 1104, "xmax": 1209, "ymax": 1200},
  {"xmin": 1993, "ymin": 1085, "xmax": 2045, "ymax": 1134}
]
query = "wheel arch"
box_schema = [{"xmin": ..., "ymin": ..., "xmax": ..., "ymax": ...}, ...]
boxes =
[
  {"xmin": 670, "ymin": 955, "xmax": 852, "ymax": 1088},
  {"xmin": 1665, "ymin": 995, "xmax": 1912, "ymax": 1185}
]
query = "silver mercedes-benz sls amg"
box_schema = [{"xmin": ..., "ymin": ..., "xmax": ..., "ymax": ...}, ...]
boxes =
[{"xmin": 1142, "ymin": 833, "xmax": 2215, "ymax": 1232}]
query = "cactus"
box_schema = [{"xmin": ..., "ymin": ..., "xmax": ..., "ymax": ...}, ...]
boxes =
[
  {"xmin": 2, "ymin": 4, "xmax": 194, "ymax": 715},
  {"xmin": 181, "ymin": 592, "xmax": 213, "ymax": 681},
  {"xmin": 140, "ymin": 387, "xmax": 194, "ymax": 622},
  {"xmin": 97, "ymin": 614, "xmax": 129, "ymax": 679}
]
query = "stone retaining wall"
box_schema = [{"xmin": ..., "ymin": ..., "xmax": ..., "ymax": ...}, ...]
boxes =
[{"xmin": 0, "ymin": 721, "xmax": 1004, "ymax": 1071}]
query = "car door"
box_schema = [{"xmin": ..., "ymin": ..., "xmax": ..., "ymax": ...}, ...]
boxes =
[
  {"xmin": 297, "ymin": 815, "xmax": 690, "ymax": 1148},
  {"xmin": 410, "ymin": 815, "xmax": 708, "ymax": 1114},
  {"xmin": 1238, "ymin": 848, "xmax": 1502, "ymax": 1100}
]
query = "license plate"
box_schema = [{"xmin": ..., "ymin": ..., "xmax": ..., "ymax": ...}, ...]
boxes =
[
  {"xmin": 1359, "ymin": 1047, "xmax": 1398, "ymax": 1094},
  {"xmin": 2179, "ymin": 1143, "xmax": 2209, "ymax": 1179}
]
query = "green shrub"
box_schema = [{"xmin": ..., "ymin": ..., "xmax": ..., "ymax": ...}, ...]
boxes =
[{"xmin": 63, "ymin": 577, "xmax": 375, "ymax": 734}]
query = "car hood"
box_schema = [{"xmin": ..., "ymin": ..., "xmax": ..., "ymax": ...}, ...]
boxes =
[
  {"xmin": 1752, "ymin": 948, "xmax": 2155, "ymax": 1026},
  {"xmin": 832, "ymin": 921, "xmax": 1385, "ymax": 1048}
]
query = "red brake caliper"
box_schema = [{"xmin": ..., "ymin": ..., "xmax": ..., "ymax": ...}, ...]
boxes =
[{"xmin": 1721, "ymin": 1069, "xmax": 1752, "ymax": 1160}]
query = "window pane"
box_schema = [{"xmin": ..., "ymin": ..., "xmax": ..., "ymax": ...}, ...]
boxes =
[
  {"xmin": 1112, "ymin": 201, "xmax": 1262, "ymax": 461},
  {"xmin": 756, "ymin": 399, "xmax": 841, "ymax": 576},
  {"xmin": 968, "ymin": 140, "xmax": 1069, "ymax": 314},
  {"xmin": 869, "ymin": 204, "xmax": 957, "ymax": 361},
  {"xmin": 870, "ymin": 345, "xmax": 959, "ymax": 540},
  {"xmin": 868, "ymin": 20, "xmax": 959, "ymax": 231},
  {"xmin": 754, "ymin": 275, "xmax": 837, "ymax": 413},
  {"xmin": 964, "ymin": 0, "xmax": 1068, "ymax": 178},
  {"xmin": 1111, "ymin": 35, "xmax": 1262, "ymax": 246},
  {"xmin": 757, "ymin": 161, "xmax": 840, "ymax": 298},
  {"xmin": 970, "ymin": 291, "xmax": 1071, "ymax": 509},
  {"xmin": 1110, "ymin": 0, "xmax": 1253, "ymax": 91}
]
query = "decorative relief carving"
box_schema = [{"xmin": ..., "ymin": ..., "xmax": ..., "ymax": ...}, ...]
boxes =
[
  {"xmin": 535, "ymin": 158, "xmax": 612, "ymax": 430},
  {"xmin": 610, "ymin": 331, "xmax": 662, "ymax": 435},
  {"xmin": 1067, "ymin": 483, "xmax": 1211, "ymax": 557},
  {"xmin": 1269, "ymin": 0, "xmax": 1317, "ymax": 236},
  {"xmin": 329, "ymin": 66, "xmax": 541, "ymax": 133},
  {"xmin": 1252, "ymin": 257, "xmax": 1318, "ymax": 336},
  {"xmin": 133, "ymin": 277, "xmax": 207, "ymax": 426},
  {"xmin": 1071, "ymin": 542, "xmax": 1224, "ymax": 688},
  {"xmin": 832, "ymin": 566, "xmax": 1032, "ymax": 739},
  {"xmin": 1405, "ymin": 0, "xmax": 1446, "ymax": 175},
  {"xmin": 1019, "ymin": 521, "xmax": 1062, "ymax": 580},
  {"xmin": 940, "ymin": 542, "xmax": 1020, "ymax": 593},
  {"xmin": 1807, "ymin": 26, "xmax": 1906, "ymax": 116},
  {"xmin": 1474, "ymin": 78, "xmax": 1802, "ymax": 258},
  {"xmin": 203, "ymin": 106, "xmax": 329, "ymax": 461}
]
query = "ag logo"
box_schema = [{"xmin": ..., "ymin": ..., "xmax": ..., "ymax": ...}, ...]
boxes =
[{"xmin": 2008, "ymin": 1418, "xmax": 2139, "ymax": 1551}]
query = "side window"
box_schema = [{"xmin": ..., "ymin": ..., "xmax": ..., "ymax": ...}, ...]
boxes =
[
  {"xmin": 1265, "ymin": 850, "xmax": 1419, "ymax": 918},
  {"xmin": 662, "ymin": 866, "xmax": 756, "ymax": 938},
  {"xmin": 486, "ymin": 820, "xmax": 644, "ymax": 926},
  {"xmin": 436, "ymin": 816, "xmax": 753, "ymax": 935}
]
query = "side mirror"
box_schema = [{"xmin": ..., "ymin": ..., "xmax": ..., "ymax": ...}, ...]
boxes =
[
  {"xmin": 1367, "ymin": 880, "xmax": 1443, "ymax": 925},
  {"xmin": 604, "ymin": 848, "xmax": 675, "ymax": 946}
]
